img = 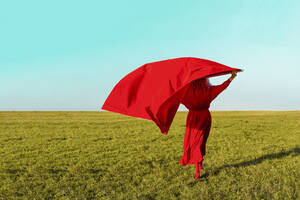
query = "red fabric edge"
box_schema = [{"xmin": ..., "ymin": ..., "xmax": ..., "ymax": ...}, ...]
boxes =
[
  {"xmin": 101, "ymin": 68, "xmax": 242, "ymax": 135},
  {"xmin": 101, "ymin": 103, "xmax": 151, "ymax": 121}
]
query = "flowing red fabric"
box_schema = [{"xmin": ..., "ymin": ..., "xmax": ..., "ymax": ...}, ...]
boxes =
[
  {"xmin": 101, "ymin": 57, "xmax": 241, "ymax": 134},
  {"xmin": 179, "ymin": 79, "xmax": 232, "ymax": 166}
]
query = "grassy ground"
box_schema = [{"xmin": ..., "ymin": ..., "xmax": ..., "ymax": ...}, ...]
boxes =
[{"xmin": 0, "ymin": 111, "xmax": 299, "ymax": 199}]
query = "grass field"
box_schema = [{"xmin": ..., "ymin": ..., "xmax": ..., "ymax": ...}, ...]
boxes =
[{"xmin": 0, "ymin": 111, "xmax": 299, "ymax": 199}]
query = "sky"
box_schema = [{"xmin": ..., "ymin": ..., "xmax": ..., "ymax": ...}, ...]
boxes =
[{"xmin": 1, "ymin": 0, "xmax": 299, "ymax": 111}]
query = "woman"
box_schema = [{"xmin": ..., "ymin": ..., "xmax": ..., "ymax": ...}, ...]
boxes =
[{"xmin": 179, "ymin": 71, "xmax": 237, "ymax": 179}]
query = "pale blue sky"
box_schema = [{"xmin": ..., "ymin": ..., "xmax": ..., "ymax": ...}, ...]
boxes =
[{"xmin": 1, "ymin": 0, "xmax": 299, "ymax": 111}]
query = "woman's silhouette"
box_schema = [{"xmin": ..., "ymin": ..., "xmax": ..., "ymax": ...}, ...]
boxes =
[{"xmin": 179, "ymin": 71, "xmax": 237, "ymax": 179}]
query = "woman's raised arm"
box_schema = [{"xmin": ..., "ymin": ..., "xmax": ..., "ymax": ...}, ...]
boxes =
[{"xmin": 210, "ymin": 71, "xmax": 237, "ymax": 101}]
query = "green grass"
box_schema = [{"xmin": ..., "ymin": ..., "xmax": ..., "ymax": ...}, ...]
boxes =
[{"xmin": 0, "ymin": 111, "xmax": 299, "ymax": 199}]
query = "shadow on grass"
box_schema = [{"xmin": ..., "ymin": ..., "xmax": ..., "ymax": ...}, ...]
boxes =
[
  {"xmin": 200, "ymin": 147, "xmax": 300, "ymax": 179},
  {"xmin": 6, "ymin": 169, "xmax": 26, "ymax": 174}
]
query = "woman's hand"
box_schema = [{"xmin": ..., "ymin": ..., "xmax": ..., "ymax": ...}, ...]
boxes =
[{"xmin": 229, "ymin": 70, "xmax": 237, "ymax": 81}]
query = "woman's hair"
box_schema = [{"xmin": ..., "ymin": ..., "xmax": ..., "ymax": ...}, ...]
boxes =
[{"xmin": 191, "ymin": 78, "xmax": 210, "ymax": 93}]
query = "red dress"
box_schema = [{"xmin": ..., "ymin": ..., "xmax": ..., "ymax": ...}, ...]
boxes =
[{"xmin": 179, "ymin": 79, "xmax": 232, "ymax": 166}]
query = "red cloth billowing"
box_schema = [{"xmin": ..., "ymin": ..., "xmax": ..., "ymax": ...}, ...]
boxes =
[
  {"xmin": 179, "ymin": 79, "xmax": 232, "ymax": 166},
  {"xmin": 101, "ymin": 57, "xmax": 241, "ymax": 134}
]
